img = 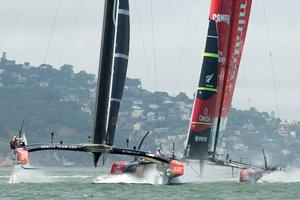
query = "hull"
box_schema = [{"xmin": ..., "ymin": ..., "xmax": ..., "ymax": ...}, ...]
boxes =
[
  {"xmin": 12, "ymin": 148, "xmax": 28, "ymax": 165},
  {"xmin": 9, "ymin": 148, "xmax": 29, "ymax": 183},
  {"xmin": 108, "ymin": 160, "xmax": 184, "ymax": 184},
  {"xmin": 239, "ymin": 168, "xmax": 284, "ymax": 183},
  {"xmin": 239, "ymin": 168, "xmax": 264, "ymax": 182}
]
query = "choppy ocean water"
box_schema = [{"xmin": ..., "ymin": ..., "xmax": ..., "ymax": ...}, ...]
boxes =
[{"xmin": 1, "ymin": 166, "xmax": 300, "ymax": 200}]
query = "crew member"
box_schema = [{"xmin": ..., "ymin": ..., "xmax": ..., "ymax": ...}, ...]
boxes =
[
  {"xmin": 20, "ymin": 138, "xmax": 25, "ymax": 147},
  {"xmin": 10, "ymin": 136, "xmax": 17, "ymax": 149},
  {"xmin": 156, "ymin": 147, "xmax": 162, "ymax": 156}
]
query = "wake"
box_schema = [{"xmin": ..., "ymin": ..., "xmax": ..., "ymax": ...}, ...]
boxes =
[
  {"xmin": 9, "ymin": 164, "xmax": 167, "ymax": 185},
  {"xmin": 12, "ymin": 164, "xmax": 300, "ymax": 184},
  {"xmin": 93, "ymin": 174, "xmax": 151, "ymax": 184},
  {"xmin": 9, "ymin": 165, "xmax": 93, "ymax": 184},
  {"xmin": 259, "ymin": 168, "xmax": 300, "ymax": 183},
  {"xmin": 179, "ymin": 162, "xmax": 239, "ymax": 183},
  {"xmin": 93, "ymin": 165, "xmax": 167, "ymax": 185}
]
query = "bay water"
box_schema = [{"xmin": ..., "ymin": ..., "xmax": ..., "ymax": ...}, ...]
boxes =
[{"xmin": 1, "ymin": 167, "xmax": 300, "ymax": 200}]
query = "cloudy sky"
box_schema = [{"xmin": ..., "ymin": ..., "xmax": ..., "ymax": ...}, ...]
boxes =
[{"xmin": 0, "ymin": 0, "xmax": 299, "ymax": 120}]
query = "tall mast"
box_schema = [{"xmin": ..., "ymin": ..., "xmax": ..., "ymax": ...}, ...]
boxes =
[
  {"xmin": 106, "ymin": 0, "xmax": 130, "ymax": 146},
  {"xmin": 92, "ymin": 0, "xmax": 117, "ymax": 166}
]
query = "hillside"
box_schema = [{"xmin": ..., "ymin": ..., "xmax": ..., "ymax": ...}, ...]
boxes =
[{"xmin": 0, "ymin": 53, "xmax": 299, "ymax": 167}]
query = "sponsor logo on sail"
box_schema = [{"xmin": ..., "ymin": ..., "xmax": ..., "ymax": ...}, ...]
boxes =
[
  {"xmin": 218, "ymin": 51, "xmax": 226, "ymax": 63},
  {"xmin": 219, "ymin": 69, "xmax": 225, "ymax": 81},
  {"xmin": 195, "ymin": 136, "xmax": 207, "ymax": 142},
  {"xmin": 204, "ymin": 107, "xmax": 209, "ymax": 115},
  {"xmin": 199, "ymin": 107, "xmax": 211, "ymax": 123},
  {"xmin": 231, "ymin": 1, "xmax": 249, "ymax": 81},
  {"xmin": 205, "ymin": 74, "xmax": 214, "ymax": 84},
  {"xmin": 212, "ymin": 14, "xmax": 230, "ymax": 25}
]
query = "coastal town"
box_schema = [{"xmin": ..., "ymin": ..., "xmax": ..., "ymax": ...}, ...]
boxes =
[{"xmin": 0, "ymin": 53, "xmax": 299, "ymax": 167}]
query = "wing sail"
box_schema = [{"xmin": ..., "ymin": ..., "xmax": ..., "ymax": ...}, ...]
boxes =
[{"xmin": 185, "ymin": 20, "xmax": 219, "ymax": 159}]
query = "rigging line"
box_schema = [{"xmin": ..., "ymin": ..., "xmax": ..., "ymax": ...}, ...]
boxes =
[
  {"xmin": 132, "ymin": 0, "xmax": 152, "ymax": 89},
  {"xmin": 149, "ymin": 0, "xmax": 161, "ymax": 124},
  {"xmin": 173, "ymin": 0, "xmax": 208, "ymax": 94},
  {"xmin": 149, "ymin": 0, "xmax": 158, "ymax": 93},
  {"xmin": 125, "ymin": 1, "xmax": 144, "ymax": 145},
  {"xmin": 262, "ymin": 0, "xmax": 280, "ymax": 118},
  {"xmin": 57, "ymin": 0, "xmax": 84, "ymax": 67},
  {"xmin": 172, "ymin": 0, "xmax": 196, "ymax": 95},
  {"xmin": 186, "ymin": 161, "xmax": 201, "ymax": 176},
  {"xmin": 43, "ymin": 0, "xmax": 62, "ymax": 64},
  {"xmin": 241, "ymin": 66, "xmax": 252, "ymax": 108}
]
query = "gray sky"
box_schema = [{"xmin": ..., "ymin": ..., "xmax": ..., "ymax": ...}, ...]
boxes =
[{"xmin": 0, "ymin": 0, "xmax": 299, "ymax": 120}]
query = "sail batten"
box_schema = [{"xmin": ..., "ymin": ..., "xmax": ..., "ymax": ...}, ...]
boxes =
[{"xmin": 114, "ymin": 53, "xmax": 129, "ymax": 59}]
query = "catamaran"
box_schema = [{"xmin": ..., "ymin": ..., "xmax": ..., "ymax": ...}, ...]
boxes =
[
  {"xmin": 10, "ymin": 0, "xmax": 283, "ymax": 184},
  {"xmin": 185, "ymin": 0, "xmax": 253, "ymax": 167},
  {"xmin": 9, "ymin": 0, "xmax": 183, "ymax": 184},
  {"xmin": 183, "ymin": 0, "xmax": 283, "ymax": 182}
]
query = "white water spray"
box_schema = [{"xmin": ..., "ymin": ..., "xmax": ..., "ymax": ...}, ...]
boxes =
[
  {"xmin": 93, "ymin": 164, "xmax": 167, "ymax": 185},
  {"xmin": 258, "ymin": 167, "xmax": 300, "ymax": 183},
  {"xmin": 179, "ymin": 162, "xmax": 239, "ymax": 183},
  {"xmin": 9, "ymin": 165, "xmax": 51, "ymax": 184},
  {"xmin": 9, "ymin": 165, "xmax": 95, "ymax": 184}
]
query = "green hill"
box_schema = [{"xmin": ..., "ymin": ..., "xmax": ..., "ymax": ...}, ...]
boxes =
[{"xmin": 0, "ymin": 53, "xmax": 299, "ymax": 167}]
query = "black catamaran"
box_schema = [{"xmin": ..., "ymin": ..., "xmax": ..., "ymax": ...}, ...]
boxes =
[
  {"xmin": 9, "ymin": 0, "xmax": 183, "ymax": 184},
  {"xmin": 92, "ymin": 0, "xmax": 130, "ymax": 167}
]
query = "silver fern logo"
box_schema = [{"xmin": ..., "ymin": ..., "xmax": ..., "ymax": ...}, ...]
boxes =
[{"xmin": 206, "ymin": 74, "xmax": 214, "ymax": 84}]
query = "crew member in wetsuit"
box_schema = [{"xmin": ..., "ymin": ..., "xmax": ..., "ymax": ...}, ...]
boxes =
[{"xmin": 10, "ymin": 136, "xmax": 17, "ymax": 149}]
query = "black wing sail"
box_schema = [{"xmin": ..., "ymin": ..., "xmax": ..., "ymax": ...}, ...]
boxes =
[
  {"xmin": 93, "ymin": 0, "xmax": 118, "ymax": 166},
  {"xmin": 184, "ymin": 20, "xmax": 219, "ymax": 160},
  {"xmin": 106, "ymin": 0, "xmax": 130, "ymax": 146}
]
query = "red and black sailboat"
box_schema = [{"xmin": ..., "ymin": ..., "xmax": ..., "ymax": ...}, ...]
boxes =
[
  {"xmin": 185, "ymin": 0, "xmax": 253, "ymax": 159},
  {"xmin": 184, "ymin": 0, "xmax": 268, "ymax": 181}
]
